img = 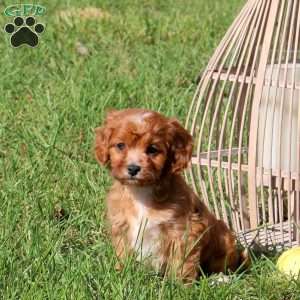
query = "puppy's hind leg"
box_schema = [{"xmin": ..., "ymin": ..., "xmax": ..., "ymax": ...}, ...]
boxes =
[
  {"xmin": 166, "ymin": 220, "xmax": 208, "ymax": 283},
  {"xmin": 165, "ymin": 240, "xmax": 201, "ymax": 283}
]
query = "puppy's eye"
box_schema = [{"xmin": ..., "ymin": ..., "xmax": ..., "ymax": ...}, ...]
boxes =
[
  {"xmin": 146, "ymin": 145, "xmax": 159, "ymax": 155},
  {"xmin": 116, "ymin": 143, "xmax": 126, "ymax": 150}
]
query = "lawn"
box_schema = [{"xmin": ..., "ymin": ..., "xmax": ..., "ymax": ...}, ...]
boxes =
[{"xmin": 1, "ymin": 0, "xmax": 300, "ymax": 299}]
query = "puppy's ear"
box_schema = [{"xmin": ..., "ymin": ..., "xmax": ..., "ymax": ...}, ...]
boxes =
[
  {"xmin": 104, "ymin": 108, "xmax": 119, "ymax": 121},
  {"xmin": 94, "ymin": 125, "xmax": 112, "ymax": 165},
  {"xmin": 168, "ymin": 118, "xmax": 193, "ymax": 173},
  {"xmin": 94, "ymin": 110, "xmax": 120, "ymax": 165}
]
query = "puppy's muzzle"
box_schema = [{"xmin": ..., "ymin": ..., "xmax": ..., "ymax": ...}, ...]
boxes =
[{"xmin": 127, "ymin": 164, "xmax": 141, "ymax": 177}]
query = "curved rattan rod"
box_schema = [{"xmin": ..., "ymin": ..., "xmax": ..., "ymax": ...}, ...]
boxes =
[
  {"xmin": 213, "ymin": 2, "xmax": 262, "ymax": 227},
  {"xmin": 274, "ymin": 0, "xmax": 294, "ymax": 245},
  {"xmin": 248, "ymin": 0, "xmax": 278, "ymax": 233},
  {"xmin": 190, "ymin": 1, "xmax": 253, "ymax": 213},
  {"xmin": 203, "ymin": 22, "xmax": 250, "ymax": 221},
  {"xmin": 265, "ymin": 0, "xmax": 286, "ymax": 229},
  {"xmin": 295, "ymin": 2, "xmax": 300, "ymax": 244},
  {"xmin": 227, "ymin": 0, "xmax": 267, "ymax": 233},
  {"xmin": 236, "ymin": 0, "xmax": 271, "ymax": 233},
  {"xmin": 257, "ymin": 0, "xmax": 286, "ymax": 242},
  {"xmin": 198, "ymin": 4, "xmax": 254, "ymax": 221},
  {"xmin": 290, "ymin": 0, "xmax": 300, "ymax": 245},
  {"xmin": 216, "ymin": 0, "xmax": 263, "ymax": 231},
  {"xmin": 283, "ymin": 0, "xmax": 298, "ymax": 246}
]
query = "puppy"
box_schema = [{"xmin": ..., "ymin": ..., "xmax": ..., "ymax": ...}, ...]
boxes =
[{"xmin": 95, "ymin": 108, "xmax": 247, "ymax": 282}]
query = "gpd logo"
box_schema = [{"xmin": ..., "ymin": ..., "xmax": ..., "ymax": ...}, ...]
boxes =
[
  {"xmin": 4, "ymin": 4, "xmax": 46, "ymax": 17},
  {"xmin": 3, "ymin": 4, "xmax": 46, "ymax": 48}
]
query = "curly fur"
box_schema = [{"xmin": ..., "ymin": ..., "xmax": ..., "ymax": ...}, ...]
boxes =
[{"xmin": 95, "ymin": 108, "xmax": 248, "ymax": 282}]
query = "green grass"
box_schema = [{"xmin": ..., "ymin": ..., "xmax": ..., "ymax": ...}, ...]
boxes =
[{"xmin": 1, "ymin": 0, "xmax": 300, "ymax": 298}]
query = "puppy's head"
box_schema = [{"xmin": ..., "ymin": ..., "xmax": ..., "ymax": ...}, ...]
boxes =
[{"xmin": 95, "ymin": 108, "xmax": 192, "ymax": 186}]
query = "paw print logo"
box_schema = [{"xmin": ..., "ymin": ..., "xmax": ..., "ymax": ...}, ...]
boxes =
[{"xmin": 4, "ymin": 16, "xmax": 45, "ymax": 47}]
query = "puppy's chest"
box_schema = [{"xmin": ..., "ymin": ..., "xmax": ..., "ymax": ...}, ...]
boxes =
[
  {"xmin": 129, "ymin": 201, "xmax": 162, "ymax": 255},
  {"xmin": 126, "ymin": 198, "xmax": 172, "ymax": 267}
]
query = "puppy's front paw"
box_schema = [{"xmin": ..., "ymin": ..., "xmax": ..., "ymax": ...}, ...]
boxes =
[{"xmin": 209, "ymin": 273, "xmax": 232, "ymax": 286}]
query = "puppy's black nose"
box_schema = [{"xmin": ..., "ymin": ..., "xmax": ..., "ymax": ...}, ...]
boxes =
[{"xmin": 127, "ymin": 164, "xmax": 141, "ymax": 176}]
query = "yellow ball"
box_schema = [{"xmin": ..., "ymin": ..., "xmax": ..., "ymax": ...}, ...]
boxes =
[{"xmin": 277, "ymin": 247, "xmax": 300, "ymax": 278}]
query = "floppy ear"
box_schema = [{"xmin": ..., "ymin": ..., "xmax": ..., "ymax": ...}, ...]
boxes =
[
  {"xmin": 94, "ymin": 110, "xmax": 119, "ymax": 165},
  {"xmin": 168, "ymin": 118, "xmax": 193, "ymax": 173},
  {"xmin": 94, "ymin": 125, "xmax": 112, "ymax": 165}
]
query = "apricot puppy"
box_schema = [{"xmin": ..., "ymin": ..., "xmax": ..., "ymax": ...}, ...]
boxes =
[{"xmin": 95, "ymin": 108, "xmax": 246, "ymax": 282}]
